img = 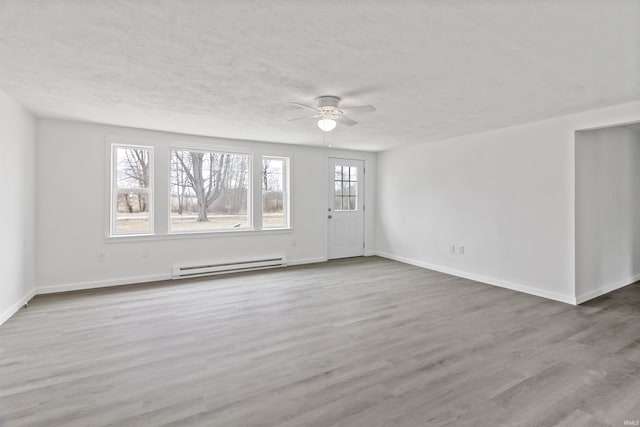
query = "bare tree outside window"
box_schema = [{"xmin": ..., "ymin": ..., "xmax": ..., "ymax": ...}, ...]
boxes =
[
  {"xmin": 262, "ymin": 157, "xmax": 288, "ymax": 228},
  {"xmin": 170, "ymin": 149, "xmax": 249, "ymax": 231}
]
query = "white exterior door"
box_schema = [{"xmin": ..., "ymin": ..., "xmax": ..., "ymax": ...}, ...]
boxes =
[{"xmin": 328, "ymin": 158, "xmax": 365, "ymax": 259}]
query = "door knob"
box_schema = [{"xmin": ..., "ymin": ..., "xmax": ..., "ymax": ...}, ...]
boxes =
[{"xmin": 328, "ymin": 215, "xmax": 333, "ymax": 219}]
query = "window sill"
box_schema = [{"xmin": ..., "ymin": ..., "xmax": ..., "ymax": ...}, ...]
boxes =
[{"xmin": 105, "ymin": 228, "xmax": 293, "ymax": 243}]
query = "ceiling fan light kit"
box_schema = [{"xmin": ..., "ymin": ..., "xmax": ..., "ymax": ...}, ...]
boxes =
[
  {"xmin": 289, "ymin": 95, "xmax": 376, "ymax": 132},
  {"xmin": 317, "ymin": 118, "xmax": 337, "ymax": 132}
]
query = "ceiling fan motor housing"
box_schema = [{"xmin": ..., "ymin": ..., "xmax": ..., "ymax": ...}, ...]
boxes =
[{"xmin": 315, "ymin": 96, "xmax": 341, "ymax": 110}]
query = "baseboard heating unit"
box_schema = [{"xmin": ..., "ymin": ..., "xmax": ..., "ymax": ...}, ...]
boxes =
[{"xmin": 172, "ymin": 256, "xmax": 287, "ymax": 279}]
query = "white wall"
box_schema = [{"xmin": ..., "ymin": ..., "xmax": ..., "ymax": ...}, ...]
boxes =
[
  {"xmin": 376, "ymin": 101, "xmax": 640, "ymax": 304},
  {"xmin": 11, "ymin": 100, "xmax": 640, "ymax": 311},
  {"xmin": 35, "ymin": 119, "xmax": 376, "ymax": 292},
  {"xmin": 575, "ymin": 126, "xmax": 640, "ymax": 302},
  {"xmin": 0, "ymin": 91, "xmax": 36, "ymax": 324}
]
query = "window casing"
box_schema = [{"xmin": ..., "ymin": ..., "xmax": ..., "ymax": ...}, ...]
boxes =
[
  {"xmin": 108, "ymin": 139, "xmax": 291, "ymax": 237},
  {"xmin": 110, "ymin": 144, "xmax": 154, "ymax": 236}
]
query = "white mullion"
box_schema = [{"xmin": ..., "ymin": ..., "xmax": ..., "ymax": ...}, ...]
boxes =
[{"xmin": 113, "ymin": 187, "xmax": 150, "ymax": 193}]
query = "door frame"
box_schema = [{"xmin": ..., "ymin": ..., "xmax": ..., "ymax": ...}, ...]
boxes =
[{"xmin": 326, "ymin": 156, "xmax": 366, "ymax": 259}]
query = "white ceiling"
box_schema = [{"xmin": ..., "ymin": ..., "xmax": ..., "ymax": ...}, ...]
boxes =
[{"xmin": 1, "ymin": 1, "xmax": 639, "ymax": 151}]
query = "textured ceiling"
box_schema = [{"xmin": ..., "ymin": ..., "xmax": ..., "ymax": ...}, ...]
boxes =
[{"xmin": 1, "ymin": 1, "xmax": 639, "ymax": 151}]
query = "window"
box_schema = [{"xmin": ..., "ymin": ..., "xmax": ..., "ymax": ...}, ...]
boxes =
[
  {"xmin": 108, "ymin": 141, "xmax": 291, "ymax": 237},
  {"xmin": 111, "ymin": 145, "xmax": 153, "ymax": 235},
  {"xmin": 334, "ymin": 165, "xmax": 358, "ymax": 211},
  {"xmin": 262, "ymin": 156, "xmax": 289, "ymax": 228},
  {"xmin": 170, "ymin": 149, "xmax": 250, "ymax": 232}
]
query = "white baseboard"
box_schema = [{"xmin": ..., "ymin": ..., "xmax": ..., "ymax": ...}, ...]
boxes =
[
  {"xmin": 375, "ymin": 251, "xmax": 577, "ymax": 305},
  {"xmin": 35, "ymin": 257, "xmax": 329, "ymax": 295},
  {"xmin": 36, "ymin": 273, "xmax": 173, "ymax": 294},
  {"xmin": 0, "ymin": 288, "xmax": 36, "ymax": 326},
  {"xmin": 575, "ymin": 273, "xmax": 640, "ymax": 304}
]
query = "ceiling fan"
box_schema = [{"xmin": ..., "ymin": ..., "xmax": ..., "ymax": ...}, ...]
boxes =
[{"xmin": 288, "ymin": 95, "xmax": 376, "ymax": 132}]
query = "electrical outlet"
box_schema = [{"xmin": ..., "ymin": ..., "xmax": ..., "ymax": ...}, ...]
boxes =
[
  {"xmin": 458, "ymin": 246, "xmax": 465, "ymax": 255},
  {"xmin": 450, "ymin": 245, "xmax": 456, "ymax": 254},
  {"xmin": 97, "ymin": 252, "xmax": 105, "ymax": 262}
]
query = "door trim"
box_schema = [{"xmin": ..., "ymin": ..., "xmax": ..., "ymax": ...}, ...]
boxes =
[{"xmin": 327, "ymin": 157, "xmax": 365, "ymax": 259}]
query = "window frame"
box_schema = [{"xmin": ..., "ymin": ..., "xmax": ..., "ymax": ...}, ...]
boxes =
[
  {"xmin": 167, "ymin": 146, "xmax": 253, "ymax": 235},
  {"xmin": 106, "ymin": 136, "xmax": 294, "ymax": 240},
  {"xmin": 261, "ymin": 155, "xmax": 290, "ymax": 230},
  {"xmin": 333, "ymin": 164, "xmax": 359, "ymax": 212},
  {"xmin": 110, "ymin": 143, "xmax": 154, "ymax": 237}
]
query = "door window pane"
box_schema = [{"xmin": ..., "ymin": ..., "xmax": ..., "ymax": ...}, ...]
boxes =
[
  {"xmin": 342, "ymin": 181, "xmax": 350, "ymax": 196},
  {"xmin": 333, "ymin": 165, "xmax": 358, "ymax": 211},
  {"xmin": 349, "ymin": 167, "xmax": 357, "ymax": 181}
]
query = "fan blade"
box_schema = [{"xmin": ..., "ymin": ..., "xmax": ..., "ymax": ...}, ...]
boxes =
[
  {"xmin": 288, "ymin": 114, "xmax": 321, "ymax": 121},
  {"xmin": 340, "ymin": 105, "xmax": 376, "ymax": 113},
  {"xmin": 288, "ymin": 102, "xmax": 318, "ymax": 112},
  {"xmin": 336, "ymin": 115, "xmax": 357, "ymax": 126}
]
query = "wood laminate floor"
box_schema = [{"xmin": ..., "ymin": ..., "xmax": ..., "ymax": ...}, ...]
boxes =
[{"xmin": 1, "ymin": 257, "xmax": 640, "ymax": 427}]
